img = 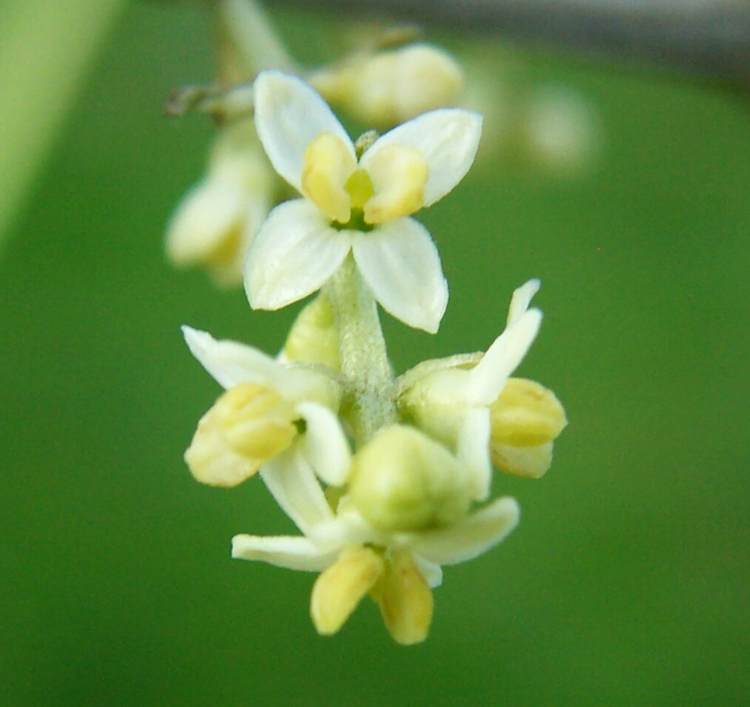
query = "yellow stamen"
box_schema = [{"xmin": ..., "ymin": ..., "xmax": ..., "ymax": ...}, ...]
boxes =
[
  {"xmin": 491, "ymin": 441, "xmax": 553, "ymax": 479},
  {"xmin": 363, "ymin": 144, "xmax": 427, "ymax": 224},
  {"xmin": 184, "ymin": 383, "xmax": 297, "ymax": 487},
  {"xmin": 310, "ymin": 546, "xmax": 384, "ymax": 635},
  {"xmin": 490, "ymin": 377, "xmax": 567, "ymax": 448},
  {"xmin": 376, "ymin": 550, "xmax": 433, "ymax": 645},
  {"xmin": 301, "ymin": 132, "xmax": 356, "ymax": 223}
]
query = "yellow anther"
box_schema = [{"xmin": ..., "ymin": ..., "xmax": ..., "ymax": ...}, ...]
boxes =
[
  {"xmin": 376, "ymin": 550, "xmax": 433, "ymax": 645},
  {"xmin": 490, "ymin": 378, "xmax": 567, "ymax": 448},
  {"xmin": 301, "ymin": 132, "xmax": 356, "ymax": 223},
  {"xmin": 349, "ymin": 425, "xmax": 470, "ymax": 532},
  {"xmin": 184, "ymin": 383, "xmax": 297, "ymax": 487},
  {"xmin": 310, "ymin": 546, "xmax": 384, "ymax": 635},
  {"xmin": 491, "ymin": 442, "xmax": 553, "ymax": 480},
  {"xmin": 345, "ymin": 168, "xmax": 374, "ymax": 210},
  {"xmin": 363, "ymin": 144, "xmax": 428, "ymax": 224}
]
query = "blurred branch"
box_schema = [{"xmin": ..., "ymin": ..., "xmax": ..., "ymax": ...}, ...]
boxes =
[
  {"xmin": 0, "ymin": 0, "xmax": 127, "ymax": 246},
  {"xmin": 268, "ymin": 0, "xmax": 750, "ymax": 90}
]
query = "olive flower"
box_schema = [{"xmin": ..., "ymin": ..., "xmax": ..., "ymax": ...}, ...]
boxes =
[
  {"xmin": 398, "ymin": 280, "xmax": 567, "ymax": 493},
  {"xmin": 245, "ymin": 70, "xmax": 482, "ymax": 333}
]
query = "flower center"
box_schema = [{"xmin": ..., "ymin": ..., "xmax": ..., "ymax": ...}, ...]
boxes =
[{"xmin": 301, "ymin": 132, "xmax": 428, "ymax": 229}]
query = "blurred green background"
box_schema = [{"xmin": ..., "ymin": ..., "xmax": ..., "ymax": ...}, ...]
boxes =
[{"xmin": 2, "ymin": 2, "xmax": 750, "ymax": 705}]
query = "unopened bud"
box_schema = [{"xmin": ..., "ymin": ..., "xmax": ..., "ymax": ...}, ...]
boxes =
[
  {"xmin": 349, "ymin": 425, "xmax": 470, "ymax": 532},
  {"xmin": 282, "ymin": 293, "xmax": 340, "ymax": 370},
  {"xmin": 314, "ymin": 44, "xmax": 463, "ymax": 128},
  {"xmin": 185, "ymin": 383, "xmax": 297, "ymax": 487}
]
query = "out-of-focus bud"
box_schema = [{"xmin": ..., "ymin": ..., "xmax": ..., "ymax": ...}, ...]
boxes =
[
  {"xmin": 282, "ymin": 293, "xmax": 340, "ymax": 370},
  {"xmin": 349, "ymin": 425, "xmax": 470, "ymax": 532},
  {"xmin": 185, "ymin": 383, "xmax": 298, "ymax": 487},
  {"xmin": 524, "ymin": 85, "xmax": 600, "ymax": 175},
  {"xmin": 312, "ymin": 43, "xmax": 464, "ymax": 128},
  {"xmin": 490, "ymin": 377, "xmax": 567, "ymax": 479},
  {"xmin": 166, "ymin": 121, "xmax": 274, "ymax": 287}
]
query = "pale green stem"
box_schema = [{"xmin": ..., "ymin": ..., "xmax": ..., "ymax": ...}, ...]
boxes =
[
  {"xmin": 0, "ymin": 0, "xmax": 126, "ymax": 248},
  {"xmin": 327, "ymin": 256, "xmax": 397, "ymax": 445},
  {"xmin": 219, "ymin": 0, "xmax": 295, "ymax": 79}
]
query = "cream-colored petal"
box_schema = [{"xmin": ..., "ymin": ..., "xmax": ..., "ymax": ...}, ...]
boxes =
[
  {"xmin": 407, "ymin": 496, "xmax": 520, "ymax": 566},
  {"xmin": 492, "ymin": 441, "xmax": 554, "ymax": 479},
  {"xmin": 413, "ymin": 555, "xmax": 443, "ymax": 589},
  {"xmin": 310, "ymin": 546, "xmax": 384, "ymax": 635},
  {"xmin": 182, "ymin": 325, "xmax": 282, "ymax": 390},
  {"xmin": 253, "ymin": 71, "xmax": 353, "ymax": 192},
  {"xmin": 464, "ymin": 309, "xmax": 542, "ymax": 406},
  {"xmin": 231, "ymin": 534, "xmax": 338, "ymax": 572},
  {"xmin": 351, "ymin": 219, "xmax": 447, "ymax": 333},
  {"xmin": 260, "ymin": 447, "xmax": 333, "ymax": 535},
  {"xmin": 166, "ymin": 177, "xmax": 246, "ymax": 265},
  {"xmin": 457, "ymin": 407, "xmax": 492, "ymax": 501},
  {"xmin": 182, "ymin": 326, "xmax": 341, "ymax": 408},
  {"xmin": 361, "ymin": 108, "xmax": 482, "ymax": 207},
  {"xmin": 296, "ymin": 401, "xmax": 352, "ymax": 486},
  {"xmin": 507, "ymin": 279, "xmax": 541, "ymax": 327},
  {"xmin": 244, "ymin": 199, "xmax": 351, "ymax": 311}
]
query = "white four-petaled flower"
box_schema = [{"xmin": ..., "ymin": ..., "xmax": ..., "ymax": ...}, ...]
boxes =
[{"xmin": 245, "ymin": 70, "xmax": 482, "ymax": 333}]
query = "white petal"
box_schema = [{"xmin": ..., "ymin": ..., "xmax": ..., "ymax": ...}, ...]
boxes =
[
  {"xmin": 464, "ymin": 309, "xmax": 542, "ymax": 406},
  {"xmin": 244, "ymin": 199, "xmax": 351, "ymax": 310},
  {"xmin": 407, "ymin": 497, "xmax": 520, "ymax": 566},
  {"xmin": 351, "ymin": 219, "xmax": 447, "ymax": 333},
  {"xmin": 253, "ymin": 71, "xmax": 353, "ymax": 192},
  {"xmin": 296, "ymin": 402, "xmax": 352, "ymax": 486},
  {"xmin": 457, "ymin": 407, "xmax": 492, "ymax": 501},
  {"xmin": 182, "ymin": 326, "xmax": 340, "ymax": 405},
  {"xmin": 507, "ymin": 279, "xmax": 541, "ymax": 327},
  {"xmin": 361, "ymin": 109, "xmax": 482, "ymax": 206},
  {"xmin": 260, "ymin": 446, "xmax": 333, "ymax": 535},
  {"xmin": 166, "ymin": 178, "xmax": 245, "ymax": 264},
  {"xmin": 413, "ymin": 555, "xmax": 443, "ymax": 588},
  {"xmin": 231, "ymin": 534, "xmax": 337, "ymax": 572},
  {"xmin": 182, "ymin": 325, "xmax": 281, "ymax": 390}
]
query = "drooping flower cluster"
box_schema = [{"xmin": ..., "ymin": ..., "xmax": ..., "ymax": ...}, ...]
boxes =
[{"xmin": 178, "ymin": 64, "xmax": 567, "ymax": 644}]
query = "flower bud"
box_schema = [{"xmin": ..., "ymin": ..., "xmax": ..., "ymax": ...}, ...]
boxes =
[
  {"xmin": 282, "ymin": 293, "xmax": 340, "ymax": 370},
  {"xmin": 166, "ymin": 123, "xmax": 274, "ymax": 287},
  {"xmin": 185, "ymin": 383, "xmax": 297, "ymax": 487},
  {"xmin": 313, "ymin": 44, "xmax": 464, "ymax": 128},
  {"xmin": 349, "ymin": 425, "xmax": 470, "ymax": 532}
]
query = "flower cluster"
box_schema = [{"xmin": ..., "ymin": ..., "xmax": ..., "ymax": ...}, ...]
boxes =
[{"xmin": 178, "ymin": 64, "xmax": 567, "ymax": 645}]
